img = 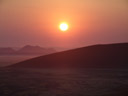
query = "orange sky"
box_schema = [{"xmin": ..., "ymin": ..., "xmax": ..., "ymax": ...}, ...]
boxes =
[{"xmin": 0, "ymin": 0, "xmax": 128, "ymax": 48}]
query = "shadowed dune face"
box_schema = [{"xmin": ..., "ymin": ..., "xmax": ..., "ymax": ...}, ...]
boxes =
[{"xmin": 9, "ymin": 43, "xmax": 128, "ymax": 69}]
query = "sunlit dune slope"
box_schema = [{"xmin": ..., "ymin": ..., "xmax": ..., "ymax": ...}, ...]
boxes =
[{"xmin": 8, "ymin": 43, "xmax": 128, "ymax": 69}]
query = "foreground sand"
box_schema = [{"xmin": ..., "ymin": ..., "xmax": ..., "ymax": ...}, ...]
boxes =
[{"xmin": 0, "ymin": 68, "xmax": 128, "ymax": 96}]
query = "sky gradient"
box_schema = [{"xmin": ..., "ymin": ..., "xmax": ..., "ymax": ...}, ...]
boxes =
[{"xmin": 0, "ymin": 0, "xmax": 128, "ymax": 48}]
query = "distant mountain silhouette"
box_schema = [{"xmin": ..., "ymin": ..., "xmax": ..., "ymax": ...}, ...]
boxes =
[
  {"xmin": 16, "ymin": 45, "xmax": 56, "ymax": 55},
  {"xmin": 9, "ymin": 43, "xmax": 128, "ymax": 69},
  {"xmin": 0, "ymin": 45, "xmax": 56, "ymax": 55},
  {"xmin": 0, "ymin": 47, "xmax": 15, "ymax": 55}
]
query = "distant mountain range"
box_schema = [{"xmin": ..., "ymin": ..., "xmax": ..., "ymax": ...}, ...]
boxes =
[
  {"xmin": 0, "ymin": 45, "xmax": 56, "ymax": 55},
  {"xmin": 0, "ymin": 48, "xmax": 15, "ymax": 55},
  {"xmin": 9, "ymin": 43, "xmax": 128, "ymax": 69}
]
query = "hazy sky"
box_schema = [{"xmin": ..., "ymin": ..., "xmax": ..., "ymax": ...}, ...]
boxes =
[{"xmin": 0, "ymin": 0, "xmax": 128, "ymax": 48}]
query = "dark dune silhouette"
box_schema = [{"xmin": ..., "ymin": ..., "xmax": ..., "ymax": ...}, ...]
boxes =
[{"xmin": 9, "ymin": 43, "xmax": 128, "ymax": 69}]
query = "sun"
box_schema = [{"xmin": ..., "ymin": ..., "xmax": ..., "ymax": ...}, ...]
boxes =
[{"xmin": 59, "ymin": 23, "xmax": 69, "ymax": 31}]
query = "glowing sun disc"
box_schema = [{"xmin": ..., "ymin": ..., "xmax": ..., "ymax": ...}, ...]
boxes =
[{"xmin": 60, "ymin": 23, "xmax": 68, "ymax": 31}]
